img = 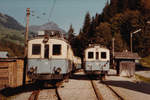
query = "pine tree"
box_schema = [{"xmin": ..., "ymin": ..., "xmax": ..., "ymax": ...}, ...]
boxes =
[{"xmin": 68, "ymin": 24, "xmax": 74, "ymax": 42}]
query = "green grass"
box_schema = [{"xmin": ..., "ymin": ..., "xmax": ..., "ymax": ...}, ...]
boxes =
[
  {"xmin": 140, "ymin": 56, "xmax": 150, "ymax": 68},
  {"xmin": 135, "ymin": 74, "xmax": 150, "ymax": 84}
]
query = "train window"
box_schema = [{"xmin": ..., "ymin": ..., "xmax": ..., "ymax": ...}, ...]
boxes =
[
  {"xmin": 88, "ymin": 52, "xmax": 94, "ymax": 59},
  {"xmin": 32, "ymin": 44, "xmax": 41, "ymax": 55},
  {"xmin": 101, "ymin": 52, "xmax": 106, "ymax": 59},
  {"xmin": 44, "ymin": 45, "xmax": 49, "ymax": 58},
  {"xmin": 96, "ymin": 52, "xmax": 99, "ymax": 60},
  {"xmin": 53, "ymin": 44, "xmax": 61, "ymax": 55}
]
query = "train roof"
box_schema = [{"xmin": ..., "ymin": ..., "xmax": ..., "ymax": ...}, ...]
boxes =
[
  {"xmin": 28, "ymin": 30, "xmax": 69, "ymax": 43},
  {"xmin": 85, "ymin": 44, "xmax": 108, "ymax": 50},
  {"xmin": 28, "ymin": 35, "xmax": 69, "ymax": 44}
]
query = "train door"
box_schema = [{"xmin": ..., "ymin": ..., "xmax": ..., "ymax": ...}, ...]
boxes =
[
  {"xmin": 44, "ymin": 44, "xmax": 49, "ymax": 58},
  {"xmin": 96, "ymin": 52, "xmax": 99, "ymax": 60}
]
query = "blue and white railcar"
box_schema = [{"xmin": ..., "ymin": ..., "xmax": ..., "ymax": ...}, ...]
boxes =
[
  {"xmin": 84, "ymin": 45, "xmax": 110, "ymax": 77},
  {"xmin": 27, "ymin": 31, "xmax": 74, "ymax": 81}
]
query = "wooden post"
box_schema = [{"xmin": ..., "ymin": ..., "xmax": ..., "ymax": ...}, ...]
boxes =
[
  {"xmin": 23, "ymin": 8, "xmax": 30, "ymax": 85},
  {"xmin": 112, "ymin": 37, "xmax": 115, "ymax": 69},
  {"xmin": 24, "ymin": 8, "xmax": 30, "ymax": 57},
  {"xmin": 130, "ymin": 32, "xmax": 132, "ymax": 53},
  {"xmin": 130, "ymin": 29, "xmax": 141, "ymax": 53}
]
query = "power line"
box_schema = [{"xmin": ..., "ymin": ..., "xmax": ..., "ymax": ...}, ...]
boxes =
[{"xmin": 48, "ymin": 0, "xmax": 56, "ymax": 22}]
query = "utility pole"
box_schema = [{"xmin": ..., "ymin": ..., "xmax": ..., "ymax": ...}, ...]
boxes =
[
  {"xmin": 130, "ymin": 32, "xmax": 133, "ymax": 53},
  {"xmin": 112, "ymin": 37, "xmax": 115, "ymax": 69},
  {"xmin": 130, "ymin": 29, "xmax": 141, "ymax": 52},
  {"xmin": 24, "ymin": 8, "xmax": 30, "ymax": 57},
  {"xmin": 23, "ymin": 8, "xmax": 30, "ymax": 85}
]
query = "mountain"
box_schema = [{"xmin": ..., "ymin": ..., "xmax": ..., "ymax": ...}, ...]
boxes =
[
  {"xmin": 0, "ymin": 12, "xmax": 25, "ymax": 57},
  {"xmin": 29, "ymin": 22, "xmax": 66, "ymax": 35},
  {"xmin": 0, "ymin": 13, "xmax": 24, "ymax": 30}
]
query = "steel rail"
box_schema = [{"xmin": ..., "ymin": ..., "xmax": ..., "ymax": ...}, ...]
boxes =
[
  {"xmin": 55, "ymin": 87, "xmax": 62, "ymax": 100},
  {"xmin": 91, "ymin": 80, "xmax": 103, "ymax": 100},
  {"xmin": 28, "ymin": 90, "xmax": 40, "ymax": 100},
  {"xmin": 104, "ymin": 82, "xmax": 124, "ymax": 100}
]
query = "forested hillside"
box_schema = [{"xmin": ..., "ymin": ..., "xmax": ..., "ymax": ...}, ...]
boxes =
[
  {"xmin": 68, "ymin": 0, "xmax": 150, "ymax": 58},
  {"xmin": 0, "ymin": 13, "xmax": 25, "ymax": 57}
]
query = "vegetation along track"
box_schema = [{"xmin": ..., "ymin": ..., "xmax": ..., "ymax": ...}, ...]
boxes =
[{"xmin": 28, "ymin": 87, "xmax": 61, "ymax": 100}]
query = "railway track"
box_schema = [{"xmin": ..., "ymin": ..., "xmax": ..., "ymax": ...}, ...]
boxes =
[
  {"xmin": 87, "ymin": 71, "xmax": 124, "ymax": 100},
  {"xmin": 103, "ymin": 82, "xmax": 124, "ymax": 100},
  {"xmin": 91, "ymin": 80, "xmax": 103, "ymax": 100},
  {"xmin": 87, "ymin": 73, "xmax": 103, "ymax": 100},
  {"xmin": 28, "ymin": 87, "xmax": 61, "ymax": 100},
  {"xmin": 91, "ymin": 80, "xmax": 125, "ymax": 100}
]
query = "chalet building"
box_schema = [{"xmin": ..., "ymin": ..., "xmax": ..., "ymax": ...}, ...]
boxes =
[{"xmin": 114, "ymin": 50, "xmax": 140, "ymax": 77}]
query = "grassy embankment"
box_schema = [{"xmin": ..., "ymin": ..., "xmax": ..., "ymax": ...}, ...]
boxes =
[
  {"xmin": 140, "ymin": 56, "xmax": 150, "ymax": 68},
  {"xmin": 135, "ymin": 74, "xmax": 150, "ymax": 84},
  {"xmin": 135, "ymin": 56, "xmax": 150, "ymax": 84}
]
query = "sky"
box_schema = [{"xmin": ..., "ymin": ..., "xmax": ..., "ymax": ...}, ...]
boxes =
[{"xmin": 0, "ymin": 0, "xmax": 107, "ymax": 33}]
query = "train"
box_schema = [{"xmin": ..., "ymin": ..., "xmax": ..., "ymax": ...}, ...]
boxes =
[
  {"xmin": 84, "ymin": 44, "xmax": 110, "ymax": 80},
  {"xmin": 27, "ymin": 30, "xmax": 81, "ymax": 83},
  {"xmin": 26, "ymin": 30, "xmax": 110, "ymax": 83}
]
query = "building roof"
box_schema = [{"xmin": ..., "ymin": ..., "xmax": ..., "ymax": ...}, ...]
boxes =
[
  {"xmin": 114, "ymin": 50, "xmax": 141, "ymax": 60},
  {"xmin": 0, "ymin": 52, "xmax": 8, "ymax": 58}
]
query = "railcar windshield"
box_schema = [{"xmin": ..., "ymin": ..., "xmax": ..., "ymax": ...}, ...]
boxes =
[
  {"xmin": 32, "ymin": 44, "xmax": 41, "ymax": 55},
  {"xmin": 88, "ymin": 52, "xmax": 94, "ymax": 59},
  {"xmin": 53, "ymin": 44, "xmax": 61, "ymax": 55},
  {"xmin": 101, "ymin": 52, "xmax": 106, "ymax": 59}
]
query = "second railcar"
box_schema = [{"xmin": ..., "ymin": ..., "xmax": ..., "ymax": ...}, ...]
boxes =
[{"xmin": 84, "ymin": 45, "xmax": 110, "ymax": 78}]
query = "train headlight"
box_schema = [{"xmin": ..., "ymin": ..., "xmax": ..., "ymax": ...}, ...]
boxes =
[
  {"xmin": 43, "ymin": 36, "xmax": 49, "ymax": 43},
  {"xmin": 104, "ymin": 64, "xmax": 106, "ymax": 67}
]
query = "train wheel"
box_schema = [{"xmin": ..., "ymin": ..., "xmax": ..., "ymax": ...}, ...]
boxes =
[
  {"xmin": 99, "ymin": 73, "xmax": 105, "ymax": 82},
  {"xmin": 64, "ymin": 74, "xmax": 69, "ymax": 82}
]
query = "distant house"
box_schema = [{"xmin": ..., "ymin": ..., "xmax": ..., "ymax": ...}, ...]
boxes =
[
  {"xmin": 0, "ymin": 52, "xmax": 8, "ymax": 58},
  {"xmin": 114, "ymin": 50, "xmax": 141, "ymax": 77}
]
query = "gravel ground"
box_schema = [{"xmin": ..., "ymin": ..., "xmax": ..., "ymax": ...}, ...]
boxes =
[
  {"xmin": 37, "ymin": 89, "xmax": 58, "ymax": 100},
  {"xmin": 10, "ymin": 92, "xmax": 32, "ymax": 100},
  {"xmin": 105, "ymin": 75, "xmax": 150, "ymax": 100},
  {"xmin": 58, "ymin": 72, "xmax": 97, "ymax": 100}
]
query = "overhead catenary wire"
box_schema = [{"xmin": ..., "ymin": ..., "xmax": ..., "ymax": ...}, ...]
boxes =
[{"xmin": 48, "ymin": 0, "xmax": 56, "ymax": 22}]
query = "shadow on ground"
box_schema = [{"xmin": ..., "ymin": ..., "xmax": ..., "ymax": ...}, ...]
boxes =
[
  {"xmin": 0, "ymin": 82, "xmax": 56, "ymax": 97},
  {"xmin": 70, "ymin": 73, "xmax": 100, "ymax": 80},
  {"xmin": 104, "ymin": 80, "xmax": 150, "ymax": 95},
  {"xmin": 136, "ymin": 65, "xmax": 150, "ymax": 71}
]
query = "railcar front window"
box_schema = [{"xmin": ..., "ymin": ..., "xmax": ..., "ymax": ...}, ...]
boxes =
[
  {"xmin": 101, "ymin": 52, "xmax": 106, "ymax": 59},
  {"xmin": 32, "ymin": 44, "xmax": 41, "ymax": 55},
  {"xmin": 88, "ymin": 52, "xmax": 94, "ymax": 59},
  {"xmin": 53, "ymin": 44, "xmax": 61, "ymax": 55}
]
